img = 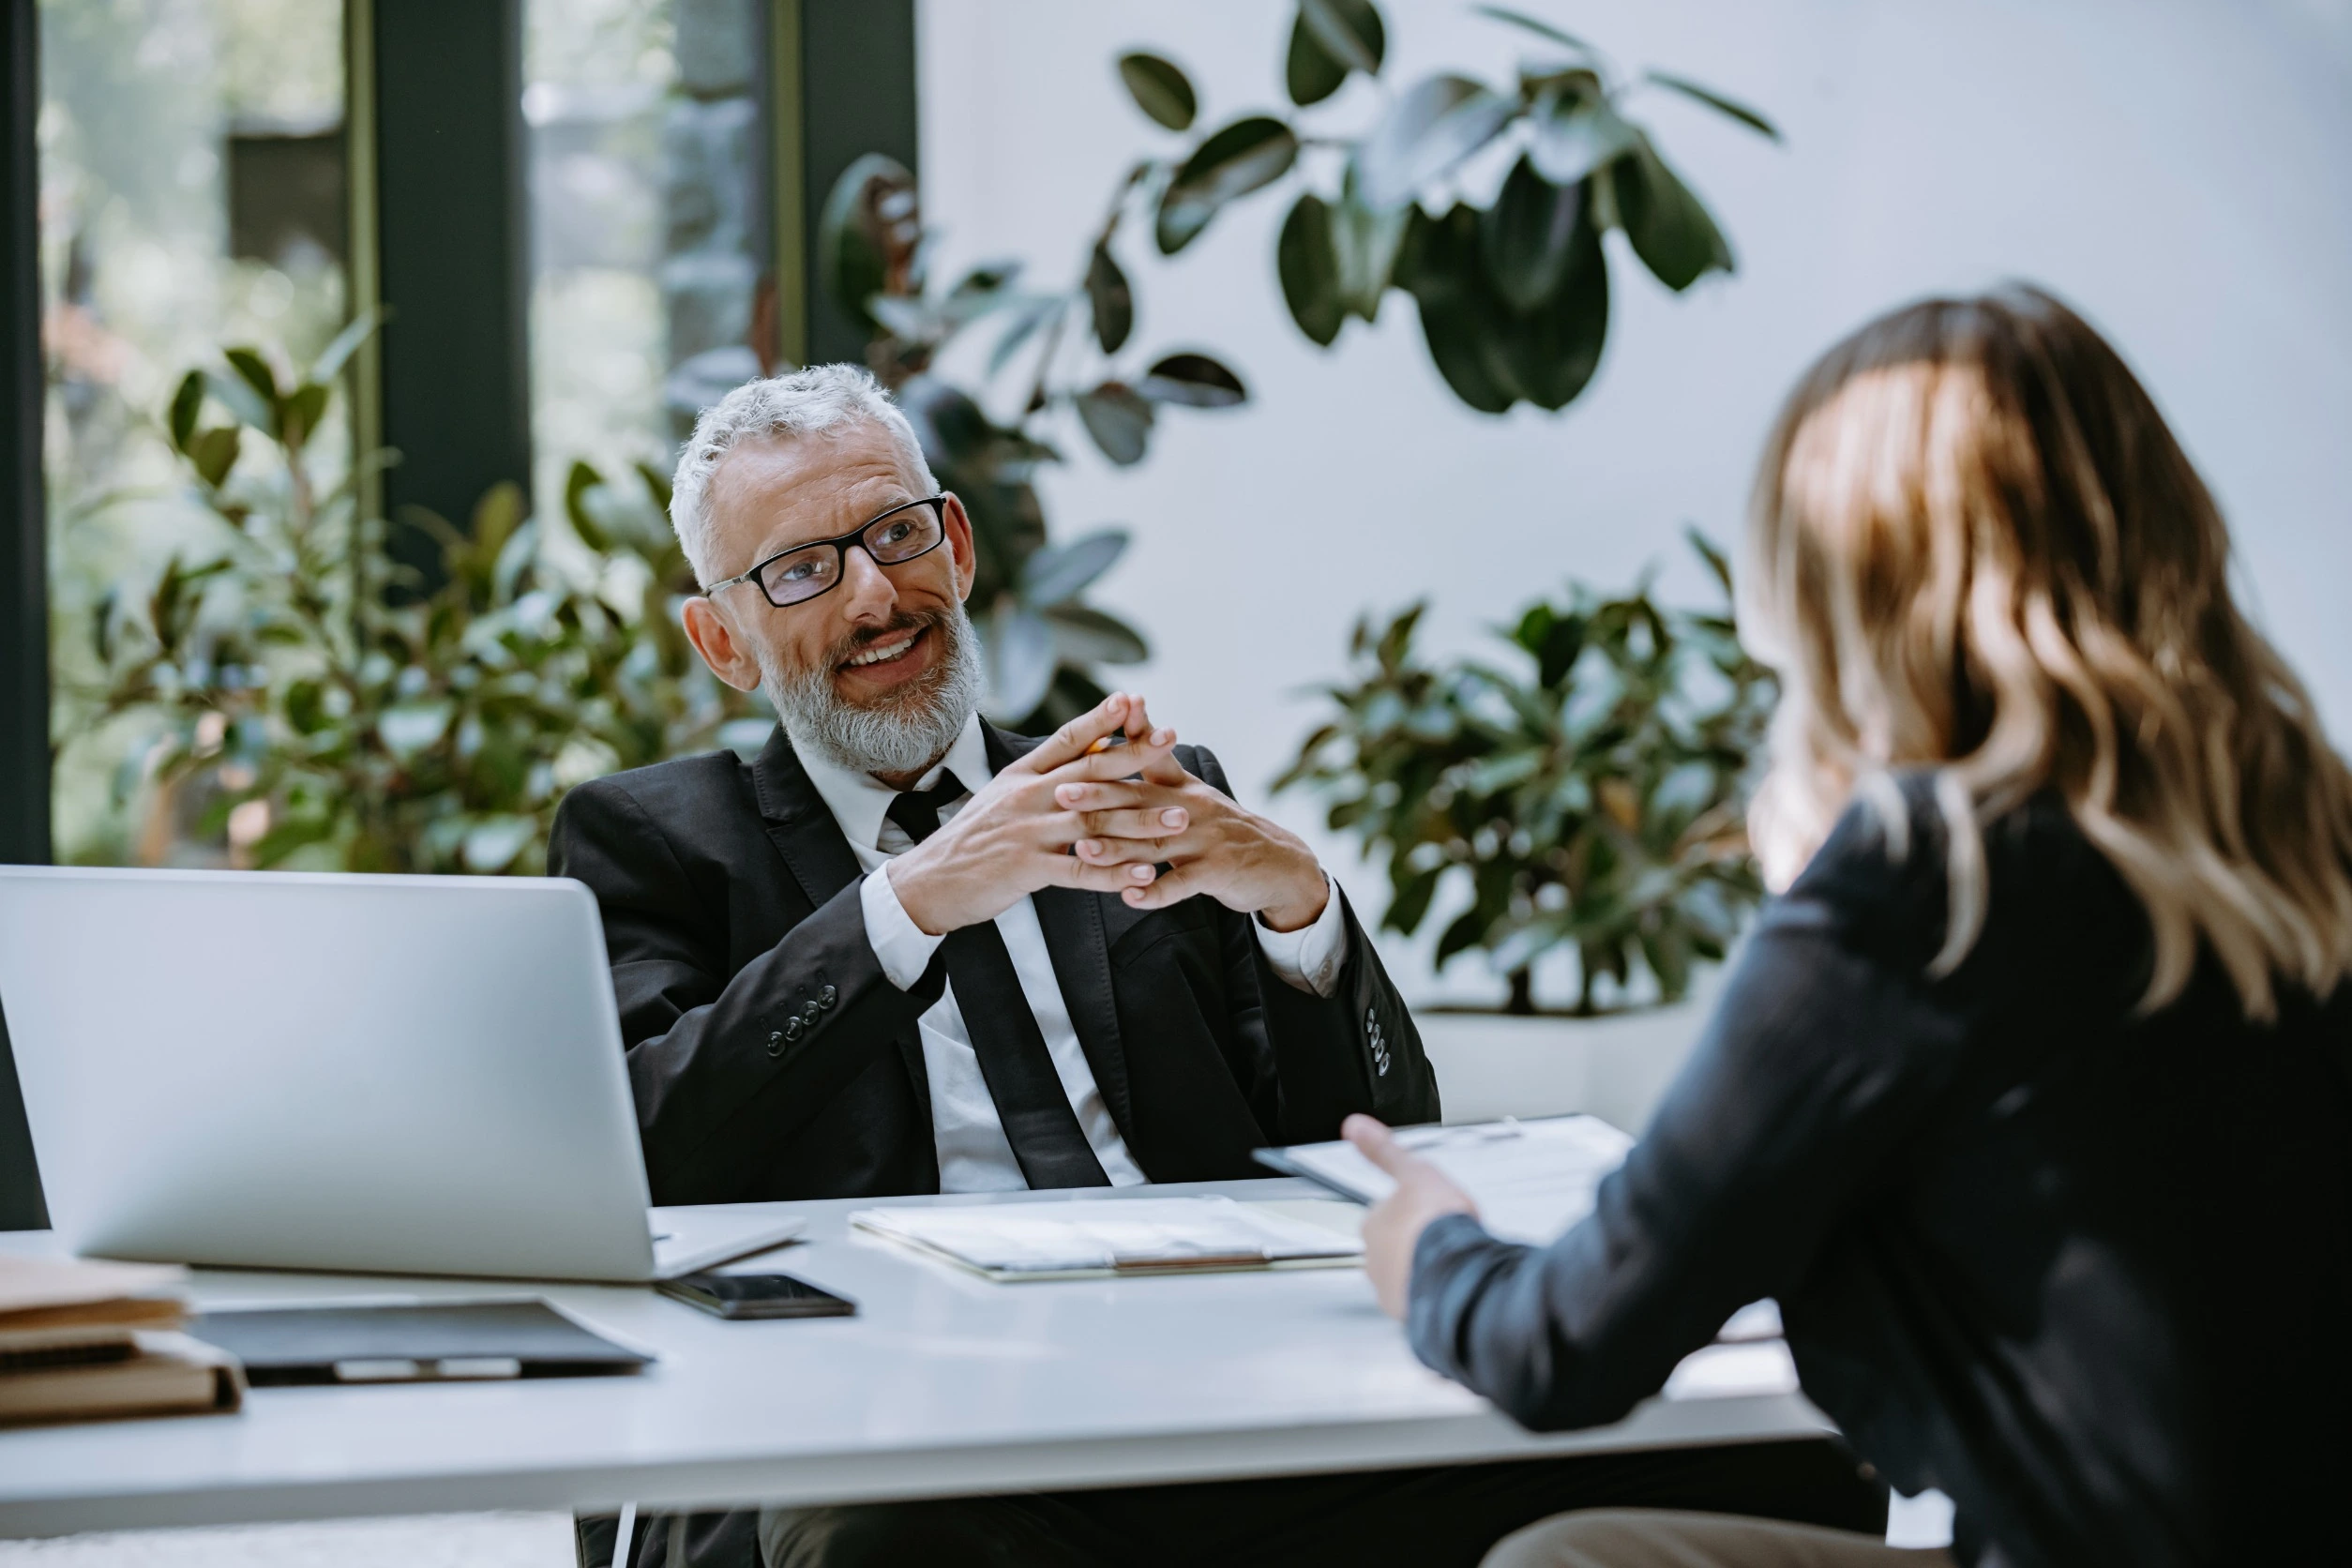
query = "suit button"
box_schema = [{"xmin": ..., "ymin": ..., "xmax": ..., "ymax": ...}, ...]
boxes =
[
  {"xmin": 765, "ymin": 1030, "xmax": 786, "ymax": 1057},
  {"xmin": 800, "ymin": 1000, "xmax": 822, "ymax": 1024},
  {"xmin": 817, "ymin": 985, "xmax": 837, "ymax": 1009},
  {"xmin": 784, "ymin": 1017, "xmax": 805, "ymax": 1043}
]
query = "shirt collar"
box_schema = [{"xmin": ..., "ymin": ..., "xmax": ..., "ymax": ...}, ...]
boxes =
[{"xmin": 791, "ymin": 711, "xmax": 995, "ymax": 853}]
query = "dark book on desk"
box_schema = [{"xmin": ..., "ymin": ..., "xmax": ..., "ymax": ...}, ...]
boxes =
[{"xmin": 188, "ymin": 1300, "xmax": 652, "ymax": 1385}]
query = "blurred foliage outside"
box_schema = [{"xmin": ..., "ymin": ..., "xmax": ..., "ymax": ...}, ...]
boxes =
[
  {"xmin": 53, "ymin": 330, "xmax": 762, "ymax": 874},
  {"xmin": 39, "ymin": 0, "xmax": 352, "ymax": 862},
  {"xmin": 1278, "ymin": 535, "xmax": 1776, "ymax": 1015}
]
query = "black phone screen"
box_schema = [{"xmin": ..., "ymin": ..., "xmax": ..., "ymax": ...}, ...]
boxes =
[{"xmin": 656, "ymin": 1272, "xmax": 857, "ymax": 1319}]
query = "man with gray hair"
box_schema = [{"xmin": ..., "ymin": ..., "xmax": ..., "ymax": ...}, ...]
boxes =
[
  {"xmin": 550, "ymin": 368, "xmax": 1874, "ymax": 1568},
  {"xmin": 553, "ymin": 363, "xmax": 1433, "ymax": 1211}
]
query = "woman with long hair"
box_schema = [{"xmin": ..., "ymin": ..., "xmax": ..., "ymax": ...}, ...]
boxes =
[{"xmin": 1347, "ymin": 286, "xmax": 2352, "ymax": 1567}]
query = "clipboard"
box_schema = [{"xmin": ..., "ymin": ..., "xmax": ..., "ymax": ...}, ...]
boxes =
[{"xmin": 1255, "ymin": 1114, "xmax": 1636, "ymax": 1246}]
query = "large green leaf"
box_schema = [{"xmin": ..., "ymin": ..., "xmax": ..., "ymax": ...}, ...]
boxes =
[
  {"xmin": 1331, "ymin": 168, "xmax": 1410, "ymax": 320},
  {"xmin": 1042, "ymin": 603, "xmax": 1149, "ymax": 666},
  {"xmin": 1354, "ymin": 75, "xmax": 1515, "ymax": 210},
  {"xmin": 986, "ymin": 601, "xmax": 1058, "ymax": 720},
  {"xmin": 1155, "ymin": 117, "xmax": 1300, "ymax": 253},
  {"xmin": 817, "ymin": 153, "xmax": 916, "ymax": 333},
  {"xmin": 188, "ymin": 427, "xmax": 241, "ymax": 488},
  {"xmin": 1020, "ymin": 529, "xmax": 1129, "ymax": 606},
  {"xmin": 1397, "ymin": 205, "xmax": 1518, "ymax": 415},
  {"xmin": 984, "ymin": 296, "xmax": 1063, "ymax": 377},
  {"xmin": 280, "ymin": 382, "xmax": 330, "ymax": 450},
  {"xmin": 1285, "ymin": 11, "xmax": 1348, "ymax": 107},
  {"xmin": 1480, "ymin": 156, "xmax": 1583, "ymax": 312},
  {"xmin": 1400, "ymin": 193, "xmax": 1608, "ymax": 415},
  {"xmin": 1610, "ymin": 134, "xmax": 1733, "ymax": 290},
  {"xmin": 1074, "ymin": 382, "xmax": 1154, "ymax": 465},
  {"xmin": 168, "ymin": 371, "xmax": 204, "ymax": 453},
  {"xmin": 1642, "ymin": 70, "xmax": 1779, "ymax": 141},
  {"xmin": 1086, "ymin": 240, "xmax": 1133, "ymax": 354},
  {"xmin": 204, "ymin": 365, "xmax": 274, "ymax": 435},
  {"xmin": 1138, "ymin": 352, "xmax": 1246, "ymax": 408},
  {"xmin": 1299, "ymin": 0, "xmax": 1385, "ymax": 74},
  {"xmin": 1386, "ymin": 865, "xmax": 1442, "ymax": 934},
  {"xmin": 1528, "ymin": 81, "xmax": 1638, "ymax": 187},
  {"xmin": 563, "ymin": 461, "xmax": 610, "ymax": 551},
  {"xmin": 224, "ymin": 347, "xmax": 280, "ymax": 416},
  {"xmin": 1470, "ymin": 5, "xmax": 1591, "ymax": 54},
  {"xmin": 1495, "ymin": 198, "xmax": 1609, "ymax": 410},
  {"xmin": 1278, "ymin": 193, "xmax": 1345, "ymax": 346},
  {"xmin": 1117, "ymin": 53, "xmax": 1197, "ymax": 131}
]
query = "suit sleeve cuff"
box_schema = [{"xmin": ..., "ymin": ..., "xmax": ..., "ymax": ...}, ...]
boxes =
[
  {"xmin": 1255, "ymin": 872, "xmax": 1346, "ymax": 998},
  {"xmin": 863, "ymin": 864, "xmax": 945, "ymax": 990}
]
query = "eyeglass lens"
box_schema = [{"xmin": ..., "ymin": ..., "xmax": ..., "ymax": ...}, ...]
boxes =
[{"xmin": 753, "ymin": 500, "xmax": 944, "ymax": 607}]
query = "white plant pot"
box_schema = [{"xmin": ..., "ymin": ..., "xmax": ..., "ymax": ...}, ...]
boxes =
[{"xmin": 1413, "ymin": 972, "xmax": 1724, "ymax": 1135}]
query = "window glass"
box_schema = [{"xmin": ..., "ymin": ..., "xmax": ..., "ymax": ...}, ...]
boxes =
[
  {"xmin": 524, "ymin": 0, "xmax": 774, "ymax": 517},
  {"xmin": 39, "ymin": 0, "xmax": 348, "ymax": 863}
]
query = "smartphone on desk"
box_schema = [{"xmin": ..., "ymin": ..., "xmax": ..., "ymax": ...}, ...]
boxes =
[{"xmin": 656, "ymin": 1272, "xmax": 857, "ymax": 1319}]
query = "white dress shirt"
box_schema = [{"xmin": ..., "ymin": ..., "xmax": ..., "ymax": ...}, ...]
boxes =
[{"xmin": 792, "ymin": 714, "xmax": 1348, "ymax": 1193}]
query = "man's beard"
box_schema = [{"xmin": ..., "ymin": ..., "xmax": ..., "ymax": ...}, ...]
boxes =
[{"xmin": 759, "ymin": 603, "xmax": 985, "ymax": 776}]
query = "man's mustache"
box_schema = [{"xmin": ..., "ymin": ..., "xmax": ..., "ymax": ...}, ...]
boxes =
[{"xmin": 827, "ymin": 611, "xmax": 943, "ymax": 672}]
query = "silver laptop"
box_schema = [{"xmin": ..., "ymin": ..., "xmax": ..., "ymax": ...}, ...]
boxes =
[{"xmin": 0, "ymin": 866, "xmax": 801, "ymax": 1282}]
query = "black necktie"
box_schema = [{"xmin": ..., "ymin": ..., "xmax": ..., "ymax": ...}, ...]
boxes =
[{"xmin": 886, "ymin": 773, "xmax": 1111, "ymax": 1189}]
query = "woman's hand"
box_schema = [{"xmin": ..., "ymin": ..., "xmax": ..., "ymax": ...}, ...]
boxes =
[{"xmin": 1344, "ymin": 1114, "xmax": 1476, "ymax": 1319}]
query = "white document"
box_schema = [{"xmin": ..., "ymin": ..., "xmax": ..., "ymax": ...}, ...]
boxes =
[
  {"xmin": 1258, "ymin": 1114, "xmax": 1636, "ymax": 1245},
  {"xmin": 849, "ymin": 1197, "xmax": 1364, "ymax": 1280}
]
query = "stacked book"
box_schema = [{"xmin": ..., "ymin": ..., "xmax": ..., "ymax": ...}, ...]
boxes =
[{"xmin": 0, "ymin": 1254, "xmax": 244, "ymax": 1425}]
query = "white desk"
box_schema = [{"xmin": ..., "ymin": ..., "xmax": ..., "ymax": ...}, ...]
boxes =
[{"xmin": 0, "ymin": 1179, "xmax": 1830, "ymax": 1539}]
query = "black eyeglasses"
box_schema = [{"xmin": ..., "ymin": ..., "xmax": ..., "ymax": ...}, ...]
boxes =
[{"xmin": 704, "ymin": 495, "xmax": 949, "ymax": 609}]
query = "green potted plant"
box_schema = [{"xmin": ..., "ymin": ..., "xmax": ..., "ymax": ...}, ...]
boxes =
[
  {"xmin": 53, "ymin": 326, "xmax": 762, "ymax": 873},
  {"xmin": 1277, "ymin": 535, "xmax": 1776, "ymax": 1126}
]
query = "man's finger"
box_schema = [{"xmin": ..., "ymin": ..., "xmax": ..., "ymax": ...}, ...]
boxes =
[
  {"xmin": 1048, "ymin": 733, "xmax": 1180, "ymax": 785},
  {"xmin": 1343, "ymin": 1114, "xmax": 1414, "ymax": 1176},
  {"xmin": 1018, "ymin": 692, "xmax": 1133, "ymax": 774},
  {"xmin": 1050, "ymin": 781, "xmax": 1146, "ymax": 813},
  {"xmin": 1122, "ymin": 695, "xmax": 1191, "ymax": 785},
  {"xmin": 1077, "ymin": 807, "xmax": 1187, "ymax": 841},
  {"xmin": 1119, "ymin": 860, "xmax": 1204, "ymax": 909},
  {"xmin": 1045, "ymin": 854, "xmax": 1157, "ymax": 894}
]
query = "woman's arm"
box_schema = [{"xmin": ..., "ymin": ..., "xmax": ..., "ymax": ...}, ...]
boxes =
[{"xmin": 1358, "ymin": 804, "xmax": 1970, "ymax": 1430}]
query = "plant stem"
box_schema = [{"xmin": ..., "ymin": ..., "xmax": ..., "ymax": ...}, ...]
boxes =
[{"xmin": 1508, "ymin": 967, "xmax": 1536, "ymax": 1016}]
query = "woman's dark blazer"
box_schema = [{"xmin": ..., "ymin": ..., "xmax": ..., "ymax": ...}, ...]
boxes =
[{"xmin": 1408, "ymin": 779, "xmax": 2352, "ymax": 1568}]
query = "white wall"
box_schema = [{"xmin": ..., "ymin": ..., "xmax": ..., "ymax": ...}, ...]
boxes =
[{"xmin": 916, "ymin": 0, "xmax": 2352, "ymax": 1005}]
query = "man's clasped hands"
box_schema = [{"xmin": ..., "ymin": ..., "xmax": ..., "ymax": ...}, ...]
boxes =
[{"xmin": 885, "ymin": 691, "xmax": 1334, "ymax": 942}]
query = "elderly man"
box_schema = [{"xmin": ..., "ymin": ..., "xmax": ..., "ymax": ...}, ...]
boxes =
[
  {"xmin": 553, "ymin": 368, "xmax": 1878, "ymax": 1568},
  {"xmin": 550, "ymin": 365, "xmax": 1434, "ymax": 1208}
]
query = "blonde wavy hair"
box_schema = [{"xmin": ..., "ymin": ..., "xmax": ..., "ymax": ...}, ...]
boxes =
[{"xmin": 1741, "ymin": 285, "xmax": 2352, "ymax": 1019}]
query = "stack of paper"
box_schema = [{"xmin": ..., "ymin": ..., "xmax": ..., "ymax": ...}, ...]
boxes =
[
  {"xmin": 850, "ymin": 1197, "xmax": 1364, "ymax": 1280},
  {"xmin": 1258, "ymin": 1114, "xmax": 1637, "ymax": 1245},
  {"xmin": 0, "ymin": 1255, "xmax": 244, "ymax": 1425}
]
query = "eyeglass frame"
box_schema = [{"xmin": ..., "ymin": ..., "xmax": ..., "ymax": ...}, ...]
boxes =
[{"xmin": 701, "ymin": 493, "xmax": 953, "ymax": 609}]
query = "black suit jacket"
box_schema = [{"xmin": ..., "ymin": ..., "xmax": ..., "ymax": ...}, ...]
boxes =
[{"xmin": 548, "ymin": 723, "xmax": 1438, "ymax": 1202}]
